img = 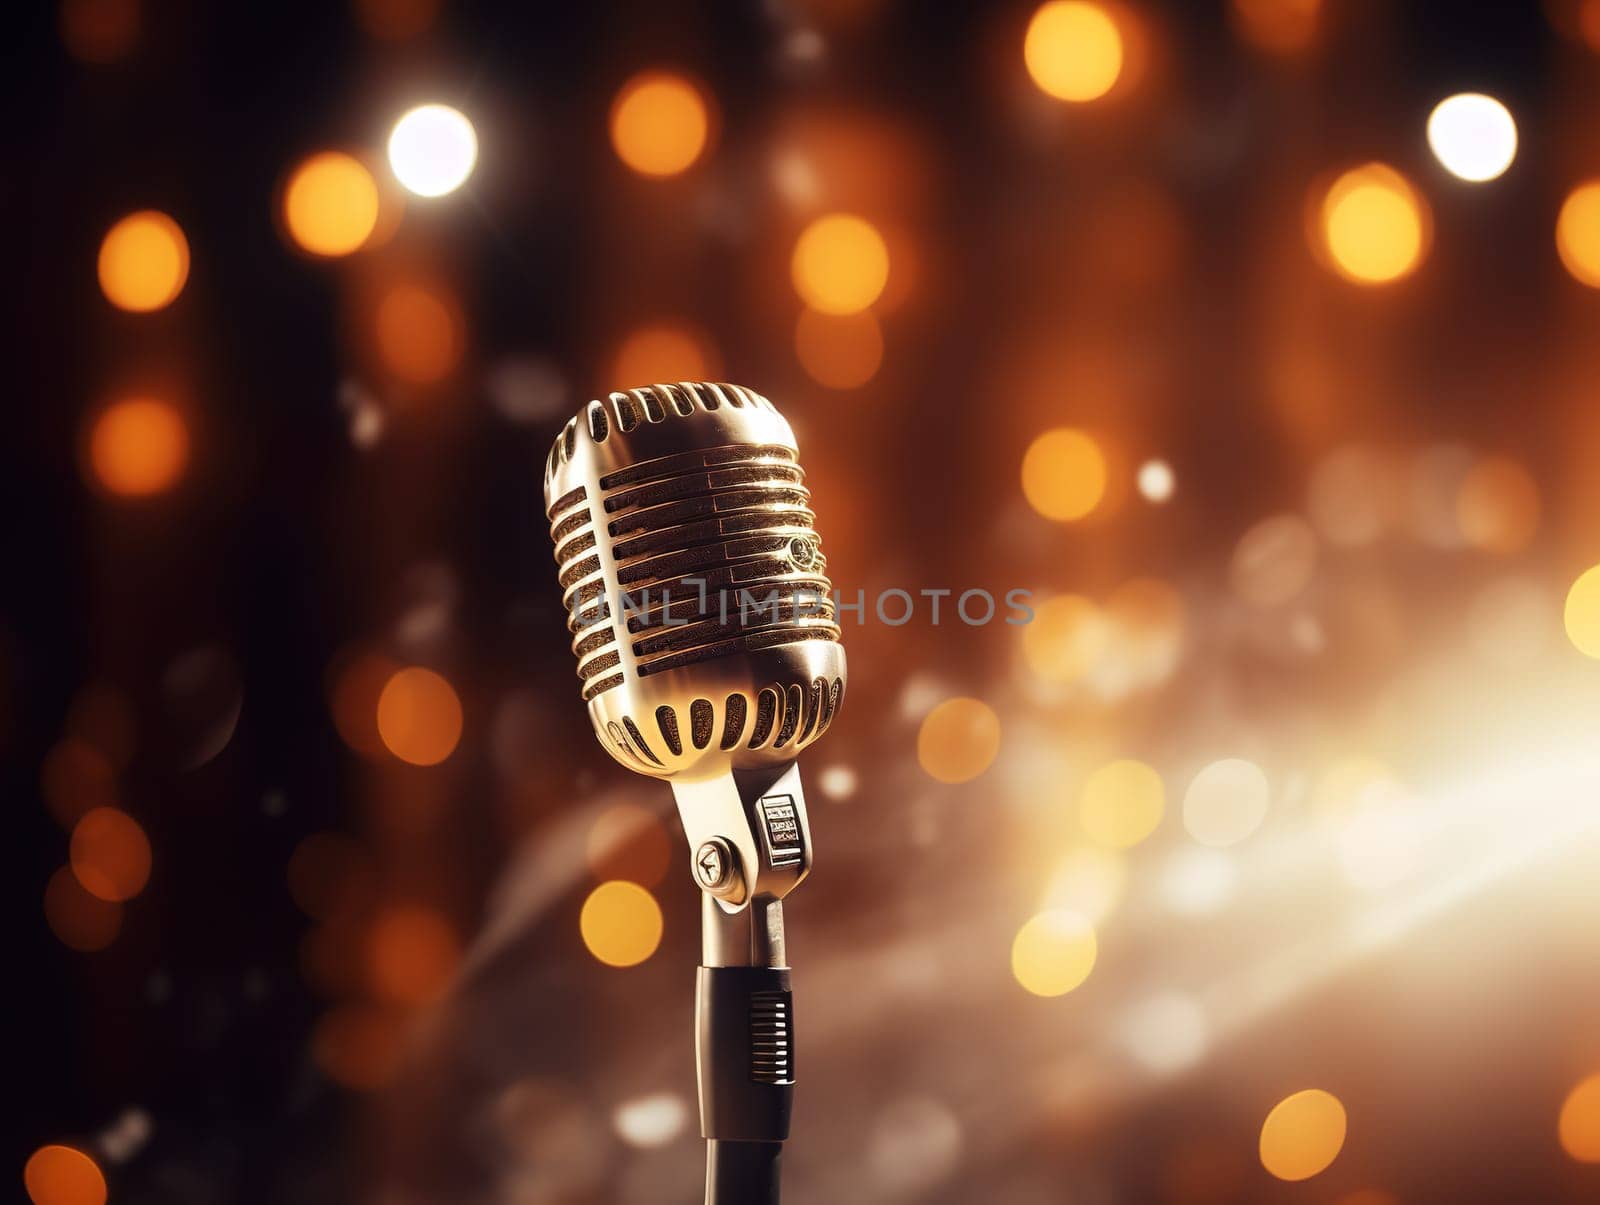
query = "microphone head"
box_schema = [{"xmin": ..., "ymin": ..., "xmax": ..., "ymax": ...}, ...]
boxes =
[{"xmin": 544, "ymin": 382, "xmax": 846, "ymax": 783}]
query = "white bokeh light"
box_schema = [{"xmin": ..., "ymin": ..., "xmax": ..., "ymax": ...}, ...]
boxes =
[
  {"xmin": 1137, "ymin": 458, "xmax": 1175, "ymax": 503},
  {"xmin": 1427, "ymin": 93, "xmax": 1517, "ymax": 183},
  {"xmin": 388, "ymin": 103, "xmax": 478, "ymax": 197}
]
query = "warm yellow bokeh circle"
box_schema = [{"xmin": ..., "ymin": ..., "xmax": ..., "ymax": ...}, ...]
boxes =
[
  {"xmin": 1319, "ymin": 164, "xmax": 1427, "ymax": 285},
  {"xmin": 610, "ymin": 71, "xmax": 711, "ymax": 177},
  {"xmin": 791, "ymin": 214, "xmax": 890, "ymax": 316},
  {"xmin": 916, "ymin": 697, "xmax": 1002, "ymax": 784},
  {"xmin": 580, "ymin": 880, "xmax": 665, "ymax": 967},
  {"xmin": 1259, "ymin": 1088, "xmax": 1348, "ymax": 1181},
  {"xmin": 1011, "ymin": 909, "xmax": 1098, "ymax": 996},
  {"xmin": 98, "ymin": 210, "xmax": 190, "ymax": 311},
  {"xmin": 1022, "ymin": 428, "xmax": 1108, "ymax": 521},
  {"xmin": 284, "ymin": 151, "xmax": 381, "ymax": 256},
  {"xmin": 1024, "ymin": 2, "xmax": 1124, "ymax": 103}
]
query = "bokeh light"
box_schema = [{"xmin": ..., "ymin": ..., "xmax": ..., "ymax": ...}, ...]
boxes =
[
  {"xmin": 23, "ymin": 1144, "xmax": 106, "ymax": 1205},
  {"xmin": 367, "ymin": 903, "xmax": 461, "ymax": 1005},
  {"xmin": 790, "ymin": 214, "xmax": 890, "ymax": 315},
  {"xmin": 1040, "ymin": 845, "xmax": 1125, "ymax": 923},
  {"xmin": 85, "ymin": 397, "xmax": 188, "ymax": 498},
  {"xmin": 376, "ymin": 666, "xmax": 463, "ymax": 765},
  {"xmin": 609, "ymin": 71, "xmax": 711, "ymax": 177},
  {"xmin": 916, "ymin": 697, "xmax": 1001, "ymax": 784},
  {"xmin": 312, "ymin": 1003, "xmax": 405, "ymax": 1091},
  {"xmin": 1183, "ymin": 758, "xmax": 1270, "ymax": 847},
  {"xmin": 329, "ymin": 647, "xmax": 400, "ymax": 756},
  {"xmin": 44, "ymin": 866, "xmax": 122, "ymax": 952},
  {"xmin": 60, "ymin": 0, "xmax": 139, "ymax": 64},
  {"xmin": 1023, "ymin": 2, "xmax": 1124, "ymax": 103},
  {"xmin": 387, "ymin": 103, "xmax": 477, "ymax": 197},
  {"xmin": 69, "ymin": 806, "xmax": 151, "ymax": 902},
  {"xmin": 614, "ymin": 1092, "xmax": 690, "ymax": 1149},
  {"xmin": 1259, "ymin": 1088, "xmax": 1348, "ymax": 1180},
  {"xmin": 794, "ymin": 308, "xmax": 884, "ymax": 390},
  {"xmin": 1230, "ymin": 0, "xmax": 1320, "ymax": 54},
  {"xmin": 1317, "ymin": 164, "xmax": 1429, "ymax": 285},
  {"xmin": 585, "ymin": 804, "xmax": 673, "ymax": 886},
  {"xmin": 1230, "ymin": 514, "xmax": 1317, "ymax": 607},
  {"xmin": 375, "ymin": 282, "xmax": 463, "ymax": 385},
  {"xmin": 40, "ymin": 738, "xmax": 118, "ymax": 830},
  {"xmin": 1455, "ymin": 456, "xmax": 1540, "ymax": 553},
  {"xmin": 579, "ymin": 880, "xmax": 664, "ymax": 968},
  {"xmin": 1564, "ymin": 565, "xmax": 1600, "ymax": 658},
  {"xmin": 1078, "ymin": 759, "xmax": 1164, "ymax": 849},
  {"xmin": 1560, "ymin": 1073, "xmax": 1600, "ymax": 1162},
  {"xmin": 1120, "ymin": 992, "xmax": 1209, "ymax": 1073},
  {"xmin": 610, "ymin": 322, "xmax": 715, "ymax": 390},
  {"xmin": 1021, "ymin": 428, "xmax": 1108, "ymax": 522},
  {"xmin": 1556, "ymin": 181, "xmax": 1600, "ymax": 288},
  {"xmin": 1021, "ymin": 594, "xmax": 1106, "ymax": 685},
  {"xmin": 1137, "ymin": 458, "xmax": 1175, "ymax": 503},
  {"xmin": 1427, "ymin": 93, "xmax": 1517, "ymax": 182},
  {"xmin": 1011, "ymin": 909, "xmax": 1097, "ymax": 997},
  {"xmin": 283, "ymin": 151, "xmax": 381, "ymax": 257},
  {"xmin": 97, "ymin": 210, "xmax": 189, "ymax": 311}
]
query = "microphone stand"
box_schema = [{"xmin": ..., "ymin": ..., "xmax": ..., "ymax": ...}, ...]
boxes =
[{"xmin": 673, "ymin": 764, "xmax": 813, "ymax": 1205}]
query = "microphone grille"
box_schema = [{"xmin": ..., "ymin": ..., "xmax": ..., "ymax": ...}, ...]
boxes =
[
  {"xmin": 544, "ymin": 382, "xmax": 847, "ymax": 776},
  {"xmin": 545, "ymin": 383, "xmax": 841, "ymax": 700}
]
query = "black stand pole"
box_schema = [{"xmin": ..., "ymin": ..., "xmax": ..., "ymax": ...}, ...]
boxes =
[{"xmin": 697, "ymin": 902, "xmax": 794, "ymax": 1205}]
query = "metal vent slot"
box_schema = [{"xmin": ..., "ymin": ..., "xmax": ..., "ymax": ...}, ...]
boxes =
[
  {"xmin": 616, "ymin": 534, "xmax": 800, "ymax": 588},
  {"xmin": 614, "ymin": 393, "xmax": 641, "ymax": 431},
  {"xmin": 636, "ymin": 627, "xmax": 841, "ymax": 679},
  {"xmin": 551, "ymin": 510, "xmax": 591, "ymax": 545},
  {"xmin": 577, "ymin": 649, "xmax": 620, "ymax": 680},
  {"xmin": 611, "ymin": 512, "xmax": 816, "ymax": 567},
  {"xmin": 749, "ymin": 687, "xmax": 779, "ymax": 748},
  {"xmin": 546, "ymin": 485, "xmax": 588, "ymax": 519},
  {"xmin": 690, "ymin": 381, "xmax": 719, "ymax": 409},
  {"xmin": 689, "ymin": 699, "xmax": 714, "ymax": 749},
  {"xmin": 621, "ymin": 573, "xmax": 834, "ymax": 631},
  {"xmin": 675, "ymin": 382, "xmax": 707, "ymax": 412},
  {"xmin": 562, "ymin": 419, "xmax": 577, "ymax": 460},
  {"xmin": 554, "ymin": 529, "xmax": 596, "ymax": 562},
  {"xmin": 582, "ymin": 673, "xmax": 624, "ymax": 700},
  {"xmin": 630, "ymin": 597, "xmax": 837, "ymax": 658},
  {"xmin": 588, "ymin": 402, "xmax": 609, "ymax": 442},
  {"xmin": 720, "ymin": 693, "xmax": 747, "ymax": 749},
  {"xmin": 559, "ymin": 554, "xmax": 601, "ymax": 589},
  {"xmin": 750, "ymin": 990, "xmax": 793, "ymax": 1084},
  {"xmin": 598, "ymin": 443, "xmax": 797, "ymax": 491},
  {"xmin": 665, "ymin": 384, "xmax": 695, "ymax": 416},
  {"xmin": 607, "ymin": 488, "xmax": 814, "ymax": 539},
  {"xmin": 564, "ymin": 578, "xmax": 607, "ymax": 609},
  {"xmin": 567, "ymin": 599, "xmax": 611, "ymax": 633},
  {"xmin": 622, "ymin": 717, "xmax": 660, "ymax": 765},
  {"xmin": 656, "ymin": 706, "xmax": 683, "ymax": 756},
  {"xmin": 574, "ymin": 629, "xmax": 612, "ymax": 657},
  {"xmin": 640, "ymin": 388, "xmax": 665, "ymax": 423},
  {"xmin": 604, "ymin": 471, "xmax": 806, "ymax": 517},
  {"xmin": 605, "ymin": 722, "xmax": 635, "ymax": 765},
  {"xmin": 799, "ymin": 679, "xmax": 825, "ymax": 743},
  {"xmin": 775, "ymin": 683, "xmax": 804, "ymax": 747}
]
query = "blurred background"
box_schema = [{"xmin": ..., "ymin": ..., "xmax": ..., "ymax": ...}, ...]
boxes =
[{"xmin": 13, "ymin": 0, "xmax": 1600, "ymax": 1201}]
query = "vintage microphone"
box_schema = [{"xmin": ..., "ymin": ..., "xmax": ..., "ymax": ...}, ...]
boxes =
[{"xmin": 543, "ymin": 381, "xmax": 846, "ymax": 1204}]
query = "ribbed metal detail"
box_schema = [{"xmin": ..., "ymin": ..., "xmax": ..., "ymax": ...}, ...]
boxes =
[{"xmin": 750, "ymin": 990, "xmax": 793, "ymax": 1085}]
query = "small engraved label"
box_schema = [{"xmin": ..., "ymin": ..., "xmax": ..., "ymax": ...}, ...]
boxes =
[{"xmin": 758, "ymin": 794, "xmax": 804, "ymax": 866}]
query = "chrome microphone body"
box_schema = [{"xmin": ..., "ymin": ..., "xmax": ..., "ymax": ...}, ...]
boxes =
[{"xmin": 544, "ymin": 381, "xmax": 845, "ymax": 1205}]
